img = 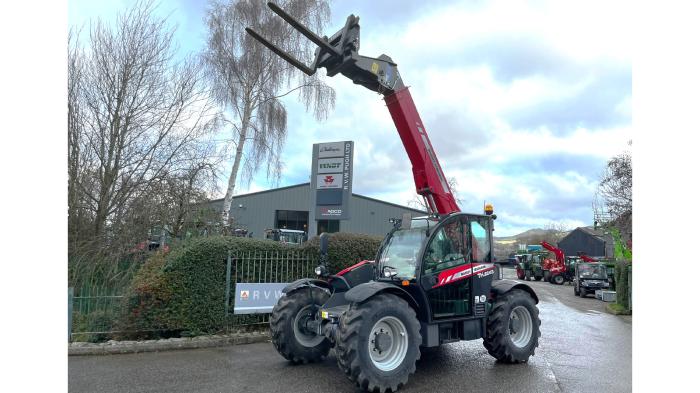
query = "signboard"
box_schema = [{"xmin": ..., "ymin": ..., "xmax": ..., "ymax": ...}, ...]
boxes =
[
  {"xmin": 318, "ymin": 141, "xmax": 345, "ymax": 158},
  {"xmin": 316, "ymin": 174, "xmax": 342, "ymax": 189},
  {"xmin": 309, "ymin": 141, "xmax": 354, "ymax": 227},
  {"xmin": 317, "ymin": 158, "xmax": 344, "ymax": 174},
  {"xmin": 233, "ymin": 283, "xmax": 288, "ymax": 314}
]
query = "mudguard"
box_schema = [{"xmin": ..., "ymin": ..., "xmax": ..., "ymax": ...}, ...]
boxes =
[
  {"xmin": 345, "ymin": 281, "xmax": 419, "ymax": 309},
  {"xmin": 490, "ymin": 279, "xmax": 539, "ymax": 304},
  {"xmin": 282, "ymin": 278, "xmax": 331, "ymax": 294}
]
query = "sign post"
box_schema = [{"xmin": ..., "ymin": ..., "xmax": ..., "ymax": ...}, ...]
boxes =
[{"xmin": 309, "ymin": 141, "xmax": 354, "ymax": 236}]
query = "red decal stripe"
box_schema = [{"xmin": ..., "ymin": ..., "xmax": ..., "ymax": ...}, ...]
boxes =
[
  {"xmin": 336, "ymin": 260, "xmax": 371, "ymax": 276},
  {"xmin": 432, "ymin": 263, "xmax": 495, "ymax": 288}
]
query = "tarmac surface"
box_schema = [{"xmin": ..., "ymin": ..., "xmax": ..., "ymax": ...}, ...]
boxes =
[{"xmin": 69, "ymin": 268, "xmax": 632, "ymax": 393}]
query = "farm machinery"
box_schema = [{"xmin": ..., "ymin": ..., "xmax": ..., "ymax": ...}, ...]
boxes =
[{"xmin": 246, "ymin": 3, "xmax": 541, "ymax": 392}]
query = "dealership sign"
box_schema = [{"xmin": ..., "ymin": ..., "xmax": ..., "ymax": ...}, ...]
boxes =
[
  {"xmin": 233, "ymin": 283, "xmax": 288, "ymax": 314},
  {"xmin": 316, "ymin": 174, "xmax": 342, "ymax": 189},
  {"xmin": 310, "ymin": 141, "xmax": 353, "ymax": 221}
]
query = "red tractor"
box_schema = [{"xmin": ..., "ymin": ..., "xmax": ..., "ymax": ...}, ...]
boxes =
[
  {"xmin": 247, "ymin": 3, "xmax": 541, "ymax": 392},
  {"xmin": 540, "ymin": 241, "xmax": 571, "ymax": 285}
]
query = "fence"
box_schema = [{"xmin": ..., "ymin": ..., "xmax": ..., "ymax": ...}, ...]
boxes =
[
  {"xmin": 69, "ymin": 249, "xmax": 317, "ymax": 341},
  {"xmin": 69, "ymin": 285, "xmax": 125, "ymax": 342},
  {"xmin": 225, "ymin": 250, "xmax": 317, "ymax": 330}
]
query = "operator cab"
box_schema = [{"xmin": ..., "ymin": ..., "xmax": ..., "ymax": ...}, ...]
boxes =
[{"xmin": 375, "ymin": 213, "xmax": 495, "ymax": 320}]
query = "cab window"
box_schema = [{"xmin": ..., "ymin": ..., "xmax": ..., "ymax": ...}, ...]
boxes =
[
  {"xmin": 423, "ymin": 218, "xmax": 467, "ymax": 274},
  {"xmin": 469, "ymin": 219, "xmax": 491, "ymax": 263}
]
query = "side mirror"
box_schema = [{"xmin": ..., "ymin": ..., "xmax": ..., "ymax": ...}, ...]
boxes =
[
  {"xmin": 319, "ymin": 232, "xmax": 329, "ymax": 256},
  {"xmin": 382, "ymin": 265, "xmax": 398, "ymax": 278}
]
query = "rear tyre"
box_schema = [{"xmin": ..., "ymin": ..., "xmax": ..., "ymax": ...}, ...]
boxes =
[
  {"xmin": 525, "ymin": 270, "xmax": 531, "ymax": 281},
  {"xmin": 270, "ymin": 287, "xmax": 331, "ymax": 364},
  {"xmin": 483, "ymin": 289, "xmax": 541, "ymax": 363},
  {"xmin": 516, "ymin": 268, "xmax": 525, "ymax": 280},
  {"xmin": 553, "ymin": 275, "xmax": 565, "ymax": 285},
  {"xmin": 336, "ymin": 294, "xmax": 421, "ymax": 392}
]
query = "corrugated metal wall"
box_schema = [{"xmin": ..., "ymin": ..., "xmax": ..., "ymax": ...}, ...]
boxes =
[
  {"xmin": 558, "ymin": 228, "xmax": 608, "ymax": 258},
  {"xmin": 209, "ymin": 184, "xmax": 425, "ymax": 239}
]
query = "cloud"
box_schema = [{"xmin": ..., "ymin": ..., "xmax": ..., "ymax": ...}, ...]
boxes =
[{"xmin": 72, "ymin": 0, "xmax": 633, "ymax": 237}]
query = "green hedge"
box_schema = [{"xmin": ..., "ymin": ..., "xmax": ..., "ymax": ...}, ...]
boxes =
[
  {"xmin": 614, "ymin": 260, "xmax": 632, "ymax": 311},
  {"xmin": 302, "ymin": 232, "xmax": 383, "ymax": 274},
  {"xmin": 118, "ymin": 237, "xmax": 296, "ymax": 338},
  {"xmin": 119, "ymin": 233, "xmax": 383, "ymax": 338}
]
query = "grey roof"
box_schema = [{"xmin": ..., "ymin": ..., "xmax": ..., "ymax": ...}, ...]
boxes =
[{"xmin": 208, "ymin": 182, "xmax": 427, "ymax": 214}]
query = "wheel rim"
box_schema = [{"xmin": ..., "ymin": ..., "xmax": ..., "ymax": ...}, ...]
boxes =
[
  {"xmin": 368, "ymin": 316, "xmax": 409, "ymax": 371},
  {"xmin": 293, "ymin": 304, "xmax": 324, "ymax": 347},
  {"xmin": 555, "ymin": 275, "xmax": 564, "ymax": 284},
  {"xmin": 508, "ymin": 306, "xmax": 533, "ymax": 348}
]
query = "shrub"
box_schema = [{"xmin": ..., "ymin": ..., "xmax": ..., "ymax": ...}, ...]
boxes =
[
  {"xmin": 119, "ymin": 233, "xmax": 384, "ymax": 338},
  {"xmin": 119, "ymin": 237, "xmax": 296, "ymax": 338},
  {"xmin": 613, "ymin": 260, "xmax": 632, "ymax": 311},
  {"xmin": 302, "ymin": 232, "xmax": 383, "ymax": 274}
]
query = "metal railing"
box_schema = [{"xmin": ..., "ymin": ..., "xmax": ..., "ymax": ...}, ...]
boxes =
[
  {"xmin": 225, "ymin": 250, "xmax": 317, "ymax": 330},
  {"xmin": 69, "ymin": 285, "xmax": 125, "ymax": 342},
  {"xmin": 68, "ymin": 249, "xmax": 318, "ymax": 341}
]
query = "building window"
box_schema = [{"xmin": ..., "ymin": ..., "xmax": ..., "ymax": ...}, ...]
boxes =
[
  {"xmin": 275, "ymin": 210, "xmax": 309, "ymax": 232},
  {"xmin": 317, "ymin": 219, "xmax": 340, "ymax": 235}
]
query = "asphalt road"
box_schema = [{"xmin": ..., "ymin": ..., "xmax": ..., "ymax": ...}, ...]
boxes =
[{"xmin": 69, "ymin": 268, "xmax": 632, "ymax": 393}]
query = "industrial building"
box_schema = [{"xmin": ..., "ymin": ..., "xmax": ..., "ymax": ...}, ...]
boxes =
[
  {"xmin": 208, "ymin": 183, "xmax": 426, "ymax": 239},
  {"xmin": 557, "ymin": 227, "xmax": 614, "ymax": 258}
]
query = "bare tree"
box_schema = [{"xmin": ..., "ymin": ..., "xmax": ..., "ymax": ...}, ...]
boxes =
[
  {"xmin": 597, "ymin": 151, "xmax": 632, "ymax": 219},
  {"xmin": 75, "ymin": 0, "xmax": 220, "ymax": 240},
  {"xmin": 202, "ymin": 0, "xmax": 335, "ymax": 229},
  {"xmin": 407, "ymin": 176, "xmax": 463, "ymax": 212}
]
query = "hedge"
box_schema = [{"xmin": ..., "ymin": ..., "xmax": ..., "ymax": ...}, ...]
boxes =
[
  {"xmin": 301, "ymin": 232, "xmax": 383, "ymax": 274},
  {"xmin": 613, "ymin": 260, "xmax": 632, "ymax": 311},
  {"xmin": 118, "ymin": 233, "xmax": 384, "ymax": 338}
]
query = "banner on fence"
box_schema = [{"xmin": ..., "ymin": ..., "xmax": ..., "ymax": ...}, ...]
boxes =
[{"xmin": 233, "ymin": 283, "xmax": 288, "ymax": 314}]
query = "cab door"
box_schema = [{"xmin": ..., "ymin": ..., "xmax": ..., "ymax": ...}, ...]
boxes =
[{"xmin": 420, "ymin": 216, "xmax": 472, "ymax": 319}]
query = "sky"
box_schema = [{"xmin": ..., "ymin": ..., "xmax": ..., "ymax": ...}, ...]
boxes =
[{"xmin": 69, "ymin": 0, "xmax": 633, "ymax": 237}]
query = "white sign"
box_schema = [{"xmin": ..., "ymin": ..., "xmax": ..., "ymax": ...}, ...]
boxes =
[
  {"xmin": 318, "ymin": 142, "xmax": 345, "ymax": 158},
  {"xmin": 234, "ymin": 283, "xmax": 288, "ymax": 314},
  {"xmin": 318, "ymin": 157, "xmax": 344, "ymax": 173},
  {"xmin": 316, "ymin": 174, "xmax": 342, "ymax": 189}
]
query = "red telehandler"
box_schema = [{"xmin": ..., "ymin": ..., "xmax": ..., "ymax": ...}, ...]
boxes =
[
  {"xmin": 247, "ymin": 3, "xmax": 541, "ymax": 392},
  {"xmin": 540, "ymin": 241, "xmax": 572, "ymax": 285}
]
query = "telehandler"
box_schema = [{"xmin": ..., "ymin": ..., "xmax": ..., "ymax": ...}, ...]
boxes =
[{"xmin": 247, "ymin": 3, "xmax": 541, "ymax": 391}]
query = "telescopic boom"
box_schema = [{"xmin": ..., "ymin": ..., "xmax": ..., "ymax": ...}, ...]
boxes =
[{"xmin": 246, "ymin": 2, "xmax": 460, "ymax": 214}]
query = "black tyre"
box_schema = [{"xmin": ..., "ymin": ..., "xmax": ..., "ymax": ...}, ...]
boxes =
[
  {"xmin": 336, "ymin": 294, "xmax": 421, "ymax": 392},
  {"xmin": 574, "ymin": 284, "xmax": 580, "ymax": 296},
  {"xmin": 525, "ymin": 270, "xmax": 531, "ymax": 281},
  {"xmin": 553, "ymin": 275, "xmax": 565, "ymax": 285},
  {"xmin": 534, "ymin": 275, "xmax": 542, "ymax": 282},
  {"xmin": 483, "ymin": 289, "xmax": 541, "ymax": 363},
  {"xmin": 579, "ymin": 288, "xmax": 586, "ymax": 298},
  {"xmin": 270, "ymin": 287, "xmax": 331, "ymax": 364}
]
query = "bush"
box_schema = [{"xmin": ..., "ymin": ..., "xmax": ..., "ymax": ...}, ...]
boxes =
[
  {"xmin": 302, "ymin": 232, "xmax": 383, "ymax": 274},
  {"xmin": 119, "ymin": 233, "xmax": 384, "ymax": 338},
  {"xmin": 119, "ymin": 237, "xmax": 296, "ymax": 338},
  {"xmin": 614, "ymin": 260, "xmax": 632, "ymax": 311}
]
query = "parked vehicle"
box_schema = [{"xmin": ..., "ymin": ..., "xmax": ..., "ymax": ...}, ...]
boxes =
[
  {"xmin": 264, "ymin": 228, "xmax": 307, "ymax": 244},
  {"xmin": 573, "ymin": 262, "xmax": 610, "ymax": 297}
]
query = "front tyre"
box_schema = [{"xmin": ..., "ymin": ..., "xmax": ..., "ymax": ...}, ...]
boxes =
[
  {"xmin": 553, "ymin": 274, "xmax": 565, "ymax": 285},
  {"xmin": 336, "ymin": 294, "xmax": 421, "ymax": 392},
  {"xmin": 483, "ymin": 289, "xmax": 541, "ymax": 363},
  {"xmin": 270, "ymin": 287, "xmax": 330, "ymax": 364}
]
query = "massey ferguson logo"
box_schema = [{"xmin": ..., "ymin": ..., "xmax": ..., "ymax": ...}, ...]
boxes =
[
  {"xmin": 324, "ymin": 175, "xmax": 334, "ymax": 184},
  {"xmin": 240, "ymin": 290, "xmax": 249, "ymax": 301}
]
